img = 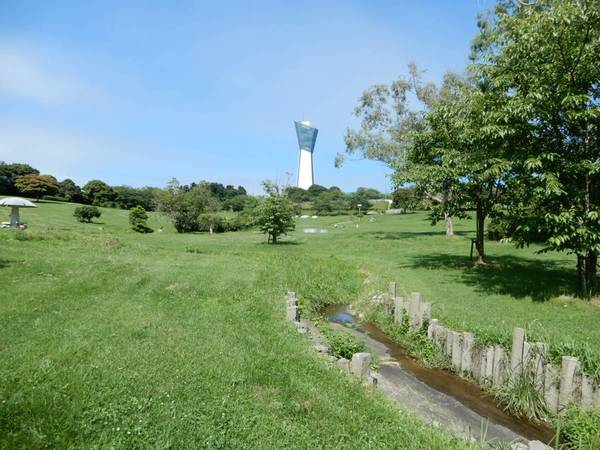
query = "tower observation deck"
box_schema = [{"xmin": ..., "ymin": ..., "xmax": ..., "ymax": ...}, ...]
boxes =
[{"xmin": 294, "ymin": 120, "xmax": 318, "ymax": 189}]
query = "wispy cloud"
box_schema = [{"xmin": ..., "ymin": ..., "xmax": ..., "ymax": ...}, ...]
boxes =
[{"xmin": 0, "ymin": 39, "xmax": 94, "ymax": 105}]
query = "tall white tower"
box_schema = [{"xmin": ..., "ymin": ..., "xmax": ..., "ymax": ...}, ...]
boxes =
[{"xmin": 294, "ymin": 120, "xmax": 318, "ymax": 189}]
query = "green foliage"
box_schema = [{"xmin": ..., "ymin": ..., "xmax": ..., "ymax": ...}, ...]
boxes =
[
  {"xmin": 223, "ymin": 194, "xmax": 250, "ymax": 212},
  {"xmin": 154, "ymin": 179, "xmax": 221, "ymax": 233},
  {"xmin": 284, "ymin": 186, "xmax": 310, "ymax": 203},
  {"xmin": 560, "ymin": 406, "xmax": 600, "ymax": 450},
  {"xmin": 74, "ymin": 205, "xmax": 102, "ymax": 223},
  {"xmin": 113, "ymin": 186, "xmax": 156, "ymax": 211},
  {"xmin": 0, "ymin": 162, "xmax": 39, "ymax": 195},
  {"xmin": 14, "ymin": 174, "xmax": 59, "ymax": 200},
  {"xmin": 471, "ymin": 0, "xmax": 600, "ymax": 295},
  {"xmin": 129, "ymin": 206, "xmax": 153, "ymax": 233},
  {"xmin": 306, "ymin": 184, "xmax": 328, "ymax": 199},
  {"xmin": 82, "ymin": 180, "xmax": 117, "ymax": 206},
  {"xmin": 320, "ymin": 326, "xmax": 366, "ymax": 360},
  {"xmin": 491, "ymin": 374, "xmax": 548, "ymax": 423},
  {"xmin": 255, "ymin": 195, "xmax": 295, "ymax": 244},
  {"xmin": 197, "ymin": 213, "xmax": 226, "ymax": 233},
  {"xmin": 392, "ymin": 188, "xmax": 424, "ymax": 212},
  {"xmin": 57, "ymin": 178, "xmax": 84, "ymax": 203},
  {"xmin": 313, "ymin": 189, "xmax": 349, "ymax": 214},
  {"xmin": 368, "ymin": 308, "xmax": 447, "ymax": 368}
]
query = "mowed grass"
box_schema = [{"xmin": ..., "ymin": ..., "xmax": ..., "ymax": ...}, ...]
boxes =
[
  {"xmin": 292, "ymin": 213, "xmax": 600, "ymax": 376},
  {"xmin": 0, "ymin": 202, "xmax": 471, "ymax": 449}
]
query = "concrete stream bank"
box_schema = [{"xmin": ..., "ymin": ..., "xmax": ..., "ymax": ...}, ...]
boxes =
[{"xmin": 321, "ymin": 304, "xmax": 556, "ymax": 447}]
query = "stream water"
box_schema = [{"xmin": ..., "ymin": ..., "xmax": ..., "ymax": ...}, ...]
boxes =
[{"xmin": 321, "ymin": 304, "xmax": 555, "ymax": 444}]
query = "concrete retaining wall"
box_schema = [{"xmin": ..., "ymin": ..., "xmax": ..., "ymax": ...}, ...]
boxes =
[{"xmin": 384, "ymin": 285, "xmax": 600, "ymax": 413}]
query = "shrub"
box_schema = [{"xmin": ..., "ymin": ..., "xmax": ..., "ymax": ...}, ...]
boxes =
[
  {"xmin": 129, "ymin": 206, "xmax": 153, "ymax": 233},
  {"xmin": 320, "ymin": 327, "xmax": 366, "ymax": 360},
  {"xmin": 255, "ymin": 196, "xmax": 295, "ymax": 244},
  {"xmin": 197, "ymin": 213, "xmax": 226, "ymax": 233},
  {"xmin": 560, "ymin": 406, "xmax": 600, "ymax": 449},
  {"xmin": 74, "ymin": 205, "xmax": 101, "ymax": 223}
]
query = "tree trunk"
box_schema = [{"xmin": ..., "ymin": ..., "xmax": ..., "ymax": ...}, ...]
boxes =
[
  {"xmin": 209, "ymin": 224, "xmax": 213, "ymax": 234},
  {"xmin": 577, "ymin": 252, "xmax": 598, "ymax": 298},
  {"xmin": 444, "ymin": 212, "xmax": 454, "ymax": 236},
  {"xmin": 475, "ymin": 200, "xmax": 486, "ymax": 264},
  {"xmin": 271, "ymin": 233, "xmax": 277, "ymax": 244}
]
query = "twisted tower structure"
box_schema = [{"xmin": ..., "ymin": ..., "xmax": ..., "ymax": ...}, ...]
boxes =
[{"xmin": 294, "ymin": 120, "xmax": 318, "ymax": 189}]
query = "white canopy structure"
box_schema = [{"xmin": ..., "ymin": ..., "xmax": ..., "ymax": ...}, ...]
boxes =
[{"xmin": 0, "ymin": 197, "xmax": 37, "ymax": 228}]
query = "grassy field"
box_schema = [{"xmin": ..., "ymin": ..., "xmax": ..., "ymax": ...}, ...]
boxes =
[
  {"xmin": 0, "ymin": 202, "xmax": 471, "ymax": 449},
  {"xmin": 1, "ymin": 201, "xmax": 599, "ymax": 448}
]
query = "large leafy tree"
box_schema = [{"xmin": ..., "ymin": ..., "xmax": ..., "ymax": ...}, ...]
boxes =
[
  {"xmin": 82, "ymin": 180, "xmax": 117, "ymax": 205},
  {"xmin": 256, "ymin": 180, "xmax": 295, "ymax": 244},
  {"xmin": 341, "ymin": 64, "xmax": 460, "ymax": 235},
  {"xmin": 0, "ymin": 162, "xmax": 39, "ymax": 195},
  {"xmin": 154, "ymin": 178, "xmax": 220, "ymax": 233},
  {"xmin": 256, "ymin": 196, "xmax": 295, "ymax": 244},
  {"xmin": 14, "ymin": 174, "xmax": 59, "ymax": 200},
  {"xmin": 402, "ymin": 78, "xmax": 515, "ymax": 263},
  {"xmin": 473, "ymin": 0, "xmax": 600, "ymax": 295},
  {"xmin": 58, "ymin": 179, "xmax": 84, "ymax": 203}
]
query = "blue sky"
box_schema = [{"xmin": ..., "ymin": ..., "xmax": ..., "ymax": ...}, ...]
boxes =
[{"xmin": 0, "ymin": 1, "xmax": 493, "ymax": 194}]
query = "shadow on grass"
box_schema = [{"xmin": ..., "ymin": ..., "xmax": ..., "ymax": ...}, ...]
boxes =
[
  {"xmin": 0, "ymin": 259, "xmax": 10, "ymax": 269},
  {"xmin": 405, "ymin": 253, "xmax": 574, "ymax": 302},
  {"xmin": 363, "ymin": 230, "xmax": 473, "ymax": 240}
]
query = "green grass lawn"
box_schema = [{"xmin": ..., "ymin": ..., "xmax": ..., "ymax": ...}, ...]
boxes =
[
  {"xmin": 1, "ymin": 201, "xmax": 598, "ymax": 448},
  {"xmin": 0, "ymin": 202, "xmax": 471, "ymax": 449}
]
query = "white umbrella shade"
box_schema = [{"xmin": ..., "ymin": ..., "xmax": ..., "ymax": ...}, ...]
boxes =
[{"xmin": 0, "ymin": 197, "xmax": 37, "ymax": 227}]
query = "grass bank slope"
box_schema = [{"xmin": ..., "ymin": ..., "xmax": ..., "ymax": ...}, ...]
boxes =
[{"xmin": 0, "ymin": 202, "xmax": 469, "ymax": 449}]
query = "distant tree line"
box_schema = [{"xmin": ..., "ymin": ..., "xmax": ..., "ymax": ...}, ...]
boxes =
[{"xmin": 0, "ymin": 162, "xmax": 251, "ymax": 214}]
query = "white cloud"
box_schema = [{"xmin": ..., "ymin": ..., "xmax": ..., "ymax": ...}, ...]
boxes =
[{"xmin": 0, "ymin": 40, "xmax": 93, "ymax": 105}]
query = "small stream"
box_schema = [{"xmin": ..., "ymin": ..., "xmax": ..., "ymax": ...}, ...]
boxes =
[{"xmin": 322, "ymin": 304, "xmax": 555, "ymax": 444}]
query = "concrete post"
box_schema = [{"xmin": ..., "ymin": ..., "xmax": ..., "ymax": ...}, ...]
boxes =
[
  {"xmin": 433, "ymin": 325, "xmax": 447, "ymax": 351},
  {"xmin": 529, "ymin": 343, "xmax": 547, "ymax": 392},
  {"xmin": 528, "ymin": 441, "xmax": 553, "ymax": 450},
  {"xmin": 492, "ymin": 346, "xmax": 506, "ymax": 386},
  {"xmin": 445, "ymin": 329, "xmax": 454, "ymax": 357},
  {"xmin": 544, "ymin": 363, "xmax": 560, "ymax": 414},
  {"xmin": 581, "ymin": 374, "xmax": 593, "ymax": 409},
  {"xmin": 510, "ymin": 328, "xmax": 526, "ymax": 378},
  {"xmin": 558, "ymin": 356, "xmax": 579, "ymax": 410},
  {"xmin": 484, "ymin": 346, "xmax": 495, "ymax": 382},
  {"xmin": 522, "ymin": 341, "xmax": 531, "ymax": 370},
  {"xmin": 394, "ymin": 297, "xmax": 405, "ymax": 325},
  {"xmin": 388, "ymin": 281, "xmax": 396, "ymax": 298},
  {"xmin": 336, "ymin": 357, "xmax": 350, "ymax": 374},
  {"xmin": 419, "ymin": 302, "xmax": 432, "ymax": 330},
  {"xmin": 461, "ymin": 332, "xmax": 474, "ymax": 374},
  {"xmin": 351, "ymin": 353, "xmax": 371, "ymax": 380},
  {"xmin": 286, "ymin": 305, "xmax": 298, "ymax": 322},
  {"xmin": 410, "ymin": 292, "xmax": 422, "ymax": 303},
  {"xmin": 593, "ymin": 384, "xmax": 600, "ymax": 407},
  {"xmin": 407, "ymin": 297, "xmax": 420, "ymax": 331},
  {"xmin": 451, "ymin": 332, "xmax": 462, "ymax": 371},
  {"xmin": 472, "ymin": 347, "xmax": 483, "ymax": 382},
  {"xmin": 427, "ymin": 319, "xmax": 438, "ymax": 340}
]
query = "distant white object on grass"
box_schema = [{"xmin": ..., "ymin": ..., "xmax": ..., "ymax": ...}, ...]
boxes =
[
  {"xmin": 0, "ymin": 197, "xmax": 36, "ymax": 228},
  {"xmin": 311, "ymin": 215, "xmax": 318, "ymax": 219},
  {"xmin": 300, "ymin": 215, "xmax": 309, "ymax": 219},
  {"xmin": 303, "ymin": 228, "xmax": 328, "ymax": 234}
]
